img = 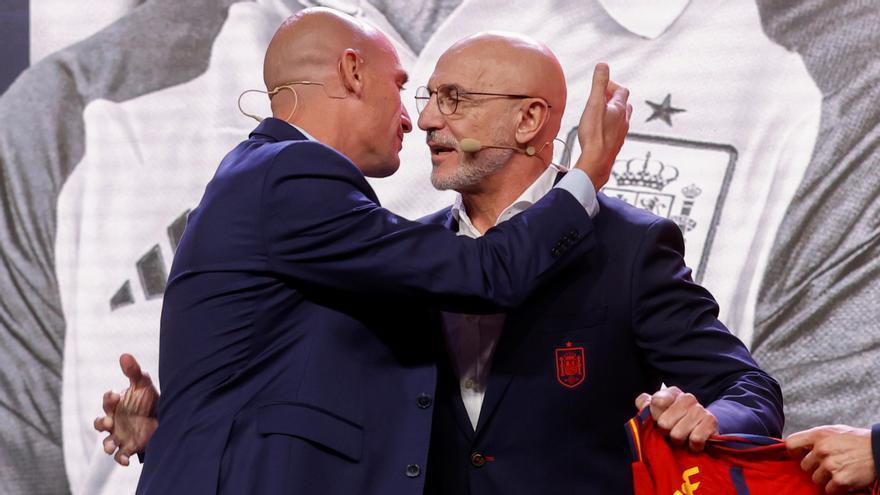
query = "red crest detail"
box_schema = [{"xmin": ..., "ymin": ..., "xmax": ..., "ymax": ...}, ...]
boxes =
[{"xmin": 555, "ymin": 345, "xmax": 586, "ymax": 389}]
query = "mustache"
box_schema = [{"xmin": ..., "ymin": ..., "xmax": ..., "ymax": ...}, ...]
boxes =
[{"xmin": 426, "ymin": 131, "xmax": 458, "ymax": 148}]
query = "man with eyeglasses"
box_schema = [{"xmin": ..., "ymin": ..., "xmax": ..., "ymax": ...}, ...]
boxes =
[
  {"xmin": 410, "ymin": 33, "xmax": 781, "ymax": 494},
  {"xmin": 96, "ymin": 28, "xmax": 781, "ymax": 494}
]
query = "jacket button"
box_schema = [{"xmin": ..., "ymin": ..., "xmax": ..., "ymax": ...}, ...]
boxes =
[
  {"xmin": 405, "ymin": 464, "xmax": 421, "ymax": 478},
  {"xmin": 417, "ymin": 393, "xmax": 433, "ymax": 409},
  {"xmin": 471, "ymin": 452, "xmax": 486, "ymax": 467}
]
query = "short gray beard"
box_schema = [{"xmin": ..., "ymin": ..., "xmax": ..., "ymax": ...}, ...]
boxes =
[{"xmin": 429, "ymin": 131, "xmax": 515, "ymax": 191}]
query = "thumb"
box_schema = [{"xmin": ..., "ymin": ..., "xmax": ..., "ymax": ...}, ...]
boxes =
[{"xmin": 120, "ymin": 353, "xmax": 145, "ymax": 387}]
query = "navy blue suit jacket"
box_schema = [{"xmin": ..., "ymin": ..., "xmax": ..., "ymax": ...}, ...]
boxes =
[
  {"xmin": 422, "ymin": 193, "xmax": 784, "ymax": 495},
  {"xmin": 135, "ymin": 118, "xmax": 597, "ymax": 495}
]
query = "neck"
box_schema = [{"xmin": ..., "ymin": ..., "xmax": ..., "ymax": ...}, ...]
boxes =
[
  {"xmin": 273, "ymin": 96, "xmax": 346, "ymax": 151},
  {"xmin": 459, "ymin": 157, "xmax": 546, "ymax": 234}
]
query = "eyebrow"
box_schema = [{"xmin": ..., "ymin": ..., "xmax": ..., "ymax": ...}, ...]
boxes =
[
  {"xmin": 399, "ymin": 71, "xmax": 409, "ymax": 86},
  {"xmin": 431, "ymin": 82, "xmax": 463, "ymax": 92}
]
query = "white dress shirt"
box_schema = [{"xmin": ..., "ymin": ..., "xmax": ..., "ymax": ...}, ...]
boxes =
[{"xmin": 442, "ymin": 164, "xmax": 589, "ymax": 429}]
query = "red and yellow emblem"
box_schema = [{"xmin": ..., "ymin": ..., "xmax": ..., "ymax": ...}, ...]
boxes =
[{"xmin": 555, "ymin": 342, "xmax": 586, "ymax": 389}]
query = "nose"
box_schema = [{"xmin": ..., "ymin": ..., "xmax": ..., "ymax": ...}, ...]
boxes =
[
  {"xmin": 417, "ymin": 94, "xmax": 443, "ymax": 132},
  {"xmin": 400, "ymin": 103, "xmax": 413, "ymax": 133}
]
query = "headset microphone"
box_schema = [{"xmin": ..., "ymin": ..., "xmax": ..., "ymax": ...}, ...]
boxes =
[
  {"xmin": 458, "ymin": 138, "xmax": 539, "ymax": 156},
  {"xmin": 458, "ymin": 138, "xmax": 483, "ymax": 153}
]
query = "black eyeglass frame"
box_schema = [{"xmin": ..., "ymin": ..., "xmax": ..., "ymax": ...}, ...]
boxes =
[{"xmin": 414, "ymin": 85, "xmax": 552, "ymax": 115}]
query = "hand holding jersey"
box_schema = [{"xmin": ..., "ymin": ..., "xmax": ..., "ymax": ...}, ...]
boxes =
[{"xmin": 636, "ymin": 386, "xmax": 720, "ymax": 453}]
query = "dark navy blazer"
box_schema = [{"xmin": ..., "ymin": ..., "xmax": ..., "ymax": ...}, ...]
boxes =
[
  {"xmin": 135, "ymin": 118, "xmax": 597, "ymax": 495},
  {"xmin": 422, "ymin": 193, "xmax": 785, "ymax": 495}
]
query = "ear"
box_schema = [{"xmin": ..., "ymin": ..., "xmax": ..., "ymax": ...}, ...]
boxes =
[
  {"xmin": 338, "ymin": 48, "xmax": 365, "ymax": 97},
  {"xmin": 514, "ymin": 99, "xmax": 551, "ymax": 145}
]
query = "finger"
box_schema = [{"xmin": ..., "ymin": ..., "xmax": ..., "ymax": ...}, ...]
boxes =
[
  {"xmin": 635, "ymin": 393, "xmax": 651, "ymax": 411},
  {"xmin": 626, "ymin": 103, "xmax": 633, "ymax": 122},
  {"xmin": 583, "ymin": 63, "xmax": 610, "ymax": 130},
  {"xmin": 120, "ymin": 353, "xmax": 145, "ymax": 387},
  {"xmin": 656, "ymin": 392, "xmax": 698, "ymax": 432},
  {"xmin": 609, "ymin": 86, "xmax": 630, "ymax": 110},
  {"xmin": 667, "ymin": 403, "xmax": 704, "ymax": 446},
  {"xmin": 94, "ymin": 415, "xmax": 112, "ymax": 433},
  {"xmin": 605, "ymin": 79, "xmax": 622, "ymax": 100},
  {"xmin": 825, "ymin": 479, "xmax": 845, "ymax": 495},
  {"xmin": 650, "ymin": 386, "xmax": 684, "ymax": 422},
  {"xmin": 119, "ymin": 443, "xmax": 137, "ymax": 457},
  {"xmin": 687, "ymin": 415, "xmax": 718, "ymax": 452},
  {"xmin": 787, "ymin": 429, "xmax": 820, "ymax": 451},
  {"xmin": 801, "ymin": 450, "xmax": 821, "ymax": 474},
  {"xmin": 589, "ymin": 63, "xmax": 610, "ymax": 105},
  {"xmin": 103, "ymin": 435, "xmax": 117, "ymax": 455},
  {"xmin": 102, "ymin": 390, "xmax": 120, "ymax": 415},
  {"xmin": 812, "ymin": 465, "xmax": 832, "ymax": 486},
  {"xmin": 114, "ymin": 450, "xmax": 131, "ymax": 467}
]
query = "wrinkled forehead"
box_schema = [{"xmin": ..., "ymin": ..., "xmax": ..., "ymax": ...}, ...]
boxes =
[{"xmin": 427, "ymin": 47, "xmax": 514, "ymax": 92}]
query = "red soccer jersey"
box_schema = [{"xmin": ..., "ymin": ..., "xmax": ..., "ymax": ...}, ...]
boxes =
[{"xmin": 625, "ymin": 409, "xmax": 879, "ymax": 495}]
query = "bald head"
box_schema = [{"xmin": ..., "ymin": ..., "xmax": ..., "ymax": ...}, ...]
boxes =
[
  {"xmin": 439, "ymin": 32, "xmax": 567, "ymax": 134},
  {"xmin": 258, "ymin": 8, "xmax": 412, "ymax": 178},
  {"xmin": 263, "ymin": 7, "xmax": 393, "ymax": 91}
]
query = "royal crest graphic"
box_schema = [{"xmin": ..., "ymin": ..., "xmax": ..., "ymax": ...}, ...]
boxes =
[
  {"xmin": 560, "ymin": 130, "xmax": 737, "ymax": 283},
  {"xmin": 604, "ymin": 150, "xmax": 680, "ymax": 218},
  {"xmin": 555, "ymin": 342, "xmax": 586, "ymax": 389}
]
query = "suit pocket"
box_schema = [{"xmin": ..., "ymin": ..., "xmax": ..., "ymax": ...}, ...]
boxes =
[
  {"xmin": 257, "ymin": 402, "xmax": 363, "ymax": 462},
  {"xmin": 538, "ymin": 305, "xmax": 608, "ymax": 333}
]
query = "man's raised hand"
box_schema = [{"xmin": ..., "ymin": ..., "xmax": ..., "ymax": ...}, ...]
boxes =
[{"xmin": 574, "ymin": 63, "xmax": 632, "ymax": 191}]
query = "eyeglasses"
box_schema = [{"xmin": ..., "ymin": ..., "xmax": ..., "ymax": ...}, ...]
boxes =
[{"xmin": 414, "ymin": 85, "xmax": 551, "ymax": 115}]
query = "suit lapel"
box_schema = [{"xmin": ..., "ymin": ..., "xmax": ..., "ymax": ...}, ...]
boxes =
[
  {"xmin": 472, "ymin": 305, "xmax": 541, "ymax": 436},
  {"xmin": 554, "ymin": 170, "xmax": 567, "ymax": 186},
  {"xmin": 443, "ymin": 209, "xmax": 458, "ymax": 231}
]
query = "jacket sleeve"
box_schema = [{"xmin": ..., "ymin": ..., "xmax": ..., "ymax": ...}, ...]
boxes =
[
  {"xmin": 260, "ymin": 142, "xmax": 596, "ymax": 314},
  {"xmin": 631, "ymin": 217, "xmax": 784, "ymax": 436}
]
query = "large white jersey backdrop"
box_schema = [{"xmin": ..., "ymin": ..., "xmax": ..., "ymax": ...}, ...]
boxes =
[{"xmin": 1, "ymin": 0, "xmax": 878, "ymax": 494}]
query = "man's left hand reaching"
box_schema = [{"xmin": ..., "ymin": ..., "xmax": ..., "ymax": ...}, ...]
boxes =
[
  {"xmin": 635, "ymin": 386, "xmax": 719, "ymax": 452},
  {"xmin": 93, "ymin": 353, "xmax": 159, "ymax": 465},
  {"xmin": 787, "ymin": 425, "xmax": 877, "ymax": 494}
]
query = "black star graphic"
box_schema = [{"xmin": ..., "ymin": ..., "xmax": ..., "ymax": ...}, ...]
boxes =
[{"xmin": 645, "ymin": 94, "xmax": 686, "ymax": 126}]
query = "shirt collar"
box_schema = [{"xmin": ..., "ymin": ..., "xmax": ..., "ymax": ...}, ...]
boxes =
[
  {"xmin": 249, "ymin": 117, "xmax": 319, "ymax": 143},
  {"xmin": 451, "ymin": 165, "xmax": 563, "ymax": 237},
  {"xmin": 597, "ymin": 0, "xmax": 691, "ymax": 39},
  {"xmin": 290, "ymin": 123, "xmax": 318, "ymax": 142}
]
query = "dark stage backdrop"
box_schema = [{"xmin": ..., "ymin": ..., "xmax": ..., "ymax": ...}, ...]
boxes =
[{"xmin": 1, "ymin": 0, "xmax": 878, "ymax": 493}]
